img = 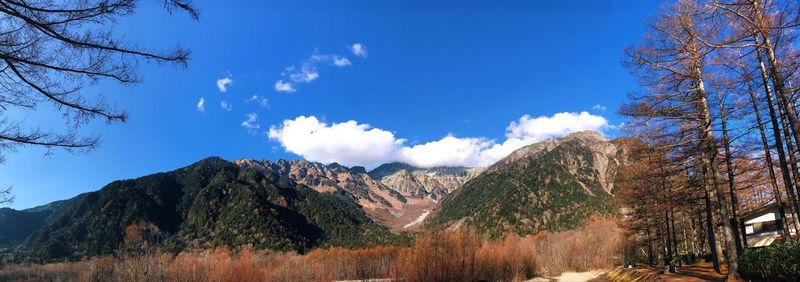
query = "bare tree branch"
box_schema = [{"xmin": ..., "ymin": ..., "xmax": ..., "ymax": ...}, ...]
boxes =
[{"xmin": 0, "ymin": 0, "xmax": 197, "ymax": 159}]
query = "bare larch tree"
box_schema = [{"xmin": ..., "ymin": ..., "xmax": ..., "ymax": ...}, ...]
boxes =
[{"xmin": 0, "ymin": 0, "xmax": 198, "ymax": 205}]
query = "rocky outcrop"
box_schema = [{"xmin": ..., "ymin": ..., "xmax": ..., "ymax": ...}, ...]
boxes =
[
  {"xmin": 235, "ymin": 159, "xmax": 482, "ymax": 231},
  {"xmin": 369, "ymin": 163, "xmax": 485, "ymax": 200},
  {"xmin": 235, "ymin": 159, "xmax": 406, "ymax": 221}
]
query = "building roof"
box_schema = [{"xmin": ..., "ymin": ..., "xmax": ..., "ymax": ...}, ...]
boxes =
[{"xmin": 741, "ymin": 202, "xmax": 787, "ymax": 221}]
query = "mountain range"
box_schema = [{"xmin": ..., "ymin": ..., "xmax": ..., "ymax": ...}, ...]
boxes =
[{"xmin": 0, "ymin": 130, "xmax": 631, "ymax": 262}]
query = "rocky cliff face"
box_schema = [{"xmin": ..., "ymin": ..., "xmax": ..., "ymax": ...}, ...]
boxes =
[
  {"xmin": 235, "ymin": 159, "xmax": 483, "ymax": 231},
  {"xmin": 235, "ymin": 159, "xmax": 407, "ymax": 212},
  {"xmin": 428, "ymin": 131, "xmax": 630, "ymax": 238},
  {"xmin": 369, "ymin": 163, "xmax": 485, "ymax": 200}
]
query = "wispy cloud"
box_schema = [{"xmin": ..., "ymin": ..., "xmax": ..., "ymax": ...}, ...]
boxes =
[
  {"xmin": 274, "ymin": 80, "xmax": 296, "ymax": 93},
  {"xmin": 333, "ymin": 57, "xmax": 351, "ymax": 66},
  {"xmin": 241, "ymin": 113, "xmax": 260, "ymax": 134},
  {"xmin": 196, "ymin": 97, "xmax": 205, "ymax": 112},
  {"xmin": 592, "ymin": 104, "xmax": 607, "ymax": 112},
  {"xmin": 247, "ymin": 95, "xmax": 270, "ymax": 109},
  {"xmin": 220, "ymin": 100, "xmax": 233, "ymax": 111},
  {"xmin": 274, "ymin": 47, "xmax": 362, "ymax": 93},
  {"xmin": 311, "ymin": 54, "xmax": 351, "ymax": 67},
  {"xmin": 350, "ymin": 43, "xmax": 368, "ymax": 58},
  {"xmin": 268, "ymin": 111, "xmax": 610, "ymax": 168},
  {"xmin": 286, "ymin": 63, "xmax": 320, "ymax": 83},
  {"xmin": 217, "ymin": 76, "xmax": 233, "ymax": 93}
]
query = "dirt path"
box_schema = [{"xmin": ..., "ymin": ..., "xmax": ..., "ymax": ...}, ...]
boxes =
[
  {"xmin": 633, "ymin": 262, "xmax": 730, "ymax": 282},
  {"xmin": 554, "ymin": 271, "xmax": 607, "ymax": 281},
  {"xmin": 402, "ymin": 210, "xmax": 430, "ymax": 229},
  {"xmin": 526, "ymin": 270, "xmax": 607, "ymax": 282}
]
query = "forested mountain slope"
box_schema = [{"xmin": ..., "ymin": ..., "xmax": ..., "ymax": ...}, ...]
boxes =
[
  {"xmin": 17, "ymin": 157, "xmax": 402, "ymax": 261},
  {"xmin": 0, "ymin": 196, "xmax": 83, "ymax": 246},
  {"xmin": 428, "ymin": 131, "xmax": 632, "ymax": 238}
]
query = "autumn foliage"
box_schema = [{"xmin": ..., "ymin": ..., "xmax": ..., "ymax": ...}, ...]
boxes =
[{"xmin": 0, "ymin": 220, "xmax": 622, "ymax": 282}]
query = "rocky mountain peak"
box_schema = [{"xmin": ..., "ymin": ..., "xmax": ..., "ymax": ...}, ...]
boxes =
[
  {"xmin": 494, "ymin": 130, "xmax": 625, "ymax": 194},
  {"xmin": 368, "ymin": 163, "xmax": 485, "ymax": 201},
  {"xmin": 367, "ymin": 162, "xmax": 417, "ymax": 180},
  {"xmin": 562, "ymin": 130, "xmax": 607, "ymax": 142},
  {"xmin": 494, "ymin": 130, "xmax": 610, "ymax": 169}
]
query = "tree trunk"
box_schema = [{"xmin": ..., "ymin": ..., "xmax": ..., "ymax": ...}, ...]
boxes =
[
  {"xmin": 754, "ymin": 1, "xmax": 800, "ymax": 188},
  {"xmin": 670, "ymin": 210, "xmax": 681, "ymax": 267},
  {"xmin": 689, "ymin": 215, "xmax": 699, "ymax": 256},
  {"xmin": 744, "ymin": 60, "xmax": 791, "ymax": 233},
  {"xmin": 694, "ymin": 63, "xmax": 740, "ymax": 279},
  {"xmin": 775, "ymin": 87, "xmax": 800, "ymax": 234},
  {"xmin": 647, "ymin": 226, "xmax": 655, "ymax": 266},
  {"xmin": 665, "ymin": 211, "xmax": 676, "ymax": 272},
  {"xmin": 755, "ymin": 44, "xmax": 800, "ymax": 231},
  {"xmin": 697, "ymin": 206, "xmax": 706, "ymax": 254},
  {"xmin": 719, "ymin": 94, "xmax": 745, "ymax": 255},
  {"xmin": 704, "ymin": 174, "xmax": 722, "ymax": 274}
]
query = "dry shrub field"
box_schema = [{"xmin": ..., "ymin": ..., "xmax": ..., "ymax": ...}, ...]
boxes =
[{"xmin": 0, "ymin": 220, "xmax": 623, "ymax": 282}]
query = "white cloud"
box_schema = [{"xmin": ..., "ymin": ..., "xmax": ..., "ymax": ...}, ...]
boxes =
[
  {"xmin": 268, "ymin": 116, "xmax": 403, "ymax": 168},
  {"xmin": 274, "ymin": 80, "xmax": 296, "ymax": 93},
  {"xmin": 332, "ymin": 57, "xmax": 352, "ymax": 67},
  {"xmin": 216, "ymin": 76, "xmax": 233, "ymax": 93},
  {"xmin": 196, "ymin": 97, "xmax": 205, "ymax": 112},
  {"xmin": 399, "ymin": 136, "xmax": 492, "ymax": 168},
  {"xmin": 476, "ymin": 112, "xmax": 610, "ymax": 164},
  {"xmin": 593, "ymin": 104, "xmax": 607, "ymax": 112},
  {"xmin": 220, "ymin": 100, "xmax": 233, "ymax": 111},
  {"xmin": 242, "ymin": 113, "xmax": 260, "ymax": 133},
  {"xmin": 287, "ymin": 63, "xmax": 319, "ymax": 83},
  {"xmin": 350, "ymin": 43, "xmax": 368, "ymax": 58},
  {"xmin": 505, "ymin": 112, "xmax": 608, "ymax": 141},
  {"xmin": 311, "ymin": 54, "xmax": 351, "ymax": 67},
  {"xmin": 274, "ymin": 49, "xmax": 357, "ymax": 93},
  {"xmin": 268, "ymin": 112, "xmax": 610, "ymax": 168},
  {"xmin": 247, "ymin": 95, "xmax": 270, "ymax": 109}
]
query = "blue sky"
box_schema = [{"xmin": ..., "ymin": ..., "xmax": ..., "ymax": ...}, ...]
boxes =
[{"xmin": 1, "ymin": 1, "xmax": 663, "ymax": 209}]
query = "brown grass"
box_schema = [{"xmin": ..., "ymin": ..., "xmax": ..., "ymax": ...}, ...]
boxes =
[
  {"xmin": 534, "ymin": 218, "xmax": 624, "ymax": 274},
  {"xmin": 0, "ymin": 220, "xmax": 623, "ymax": 282}
]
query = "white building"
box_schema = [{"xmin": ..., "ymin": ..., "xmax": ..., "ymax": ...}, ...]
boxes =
[{"xmin": 742, "ymin": 202, "xmax": 797, "ymax": 248}]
